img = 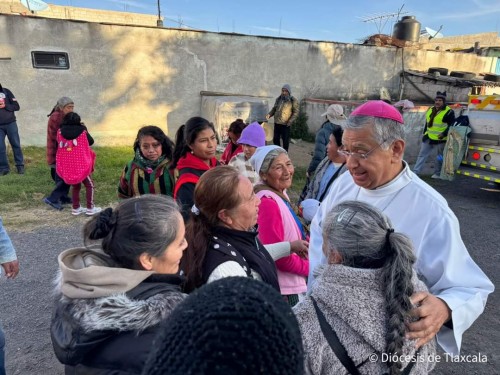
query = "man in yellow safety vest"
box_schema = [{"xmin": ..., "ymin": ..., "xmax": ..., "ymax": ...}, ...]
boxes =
[{"xmin": 413, "ymin": 91, "xmax": 455, "ymax": 178}]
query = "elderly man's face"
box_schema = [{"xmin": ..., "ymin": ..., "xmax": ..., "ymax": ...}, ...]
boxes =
[
  {"xmin": 341, "ymin": 126, "xmax": 404, "ymax": 190},
  {"xmin": 281, "ymin": 89, "xmax": 289, "ymax": 96}
]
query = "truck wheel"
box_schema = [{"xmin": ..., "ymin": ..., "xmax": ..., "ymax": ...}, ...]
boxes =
[
  {"xmin": 428, "ymin": 67, "xmax": 448, "ymax": 75},
  {"xmin": 484, "ymin": 73, "xmax": 500, "ymax": 82},
  {"xmin": 450, "ymin": 71, "xmax": 476, "ymax": 79}
]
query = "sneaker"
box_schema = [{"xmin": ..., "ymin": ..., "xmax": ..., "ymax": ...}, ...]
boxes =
[
  {"xmin": 0, "ymin": 170, "xmax": 9, "ymax": 176},
  {"xmin": 71, "ymin": 207, "xmax": 87, "ymax": 216},
  {"xmin": 431, "ymin": 174, "xmax": 441, "ymax": 179},
  {"xmin": 17, "ymin": 166, "xmax": 25, "ymax": 174},
  {"xmin": 86, "ymin": 206, "xmax": 102, "ymax": 216},
  {"xmin": 43, "ymin": 197, "xmax": 63, "ymax": 211}
]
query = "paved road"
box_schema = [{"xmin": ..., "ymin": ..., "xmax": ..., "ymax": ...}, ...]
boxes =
[{"xmin": 0, "ymin": 175, "xmax": 498, "ymax": 374}]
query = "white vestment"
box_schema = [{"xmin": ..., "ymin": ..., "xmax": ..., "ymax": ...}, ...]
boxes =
[{"xmin": 308, "ymin": 162, "xmax": 494, "ymax": 355}]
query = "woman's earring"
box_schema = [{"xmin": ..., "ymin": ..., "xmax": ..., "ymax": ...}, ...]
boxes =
[{"xmin": 190, "ymin": 150, "xmax": 194, "ymax": 154}]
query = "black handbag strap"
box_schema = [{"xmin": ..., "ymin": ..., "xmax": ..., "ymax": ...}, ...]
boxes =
[
  {"xmin": 311, "ymin": 296, "xmax": 421, "ymax": 375},
  {"xmin": 311, "ymin": 296, "xmax": 361, "ymax": 375},
  {"xmin": 317, "ymin": 162, "xmax": 346, "ymax": 202},
  {"xmin": 401, "ymin": 348, "xmax": 420, "ymax": 375}
]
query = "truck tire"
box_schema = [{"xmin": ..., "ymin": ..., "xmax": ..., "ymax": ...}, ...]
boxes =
[
  {"xmin": 428, "ymin": 67, "xmax": 448, "ymax": 76},
  {"xmin": 450, "ymin": 71, "xmax": 476, "ymax": 79},
  {"xmin": 484, "ymin": 73, "xmax": 500, "ymax": 82}
]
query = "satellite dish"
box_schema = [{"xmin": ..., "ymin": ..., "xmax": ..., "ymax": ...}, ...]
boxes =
[
  {"xmin": 21, "ymin": 0, "xmax": 49, "ymax": 12},
  {"xmin": 424, "ymin": 27, "xmax": 444, "ymax": 39}
]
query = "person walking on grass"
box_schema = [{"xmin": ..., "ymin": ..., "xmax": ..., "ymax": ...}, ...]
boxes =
[
  {"xmin": 55, "ymin": 112, "xmax": 101, "ymax": 216},
  {"xmin": 46, "ymin": 97, "xmax": 75, "ymax": 205},
  {"xmin": 0, "ymin": 84, "xmax": 24, "ymax": 176},
  {"xmin": 266, "ymin": 84, "xmax": 299, "ymax": 152}
]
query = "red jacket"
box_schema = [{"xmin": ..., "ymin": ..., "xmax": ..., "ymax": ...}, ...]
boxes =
[
  {"xmin": 220, "ymin": 142, "xmax": 243, "ymax": 165},
  {"xmin": 47, "ymin": 110, "xmax": 64, "ymax": 165}
]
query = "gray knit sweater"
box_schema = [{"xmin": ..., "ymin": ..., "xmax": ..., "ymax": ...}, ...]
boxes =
[{"xmin": 294, "ymin": 264, "xmax": 436, "ymax": 375}]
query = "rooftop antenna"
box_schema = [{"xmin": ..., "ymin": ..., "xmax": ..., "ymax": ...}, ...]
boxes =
[
  {"xmin": 360, "ymin": 5, "xmax": 408, "ymax": 34},
  {"xmin": 156, "ymin": 0, "xmax": 163, "ymax": 27}
]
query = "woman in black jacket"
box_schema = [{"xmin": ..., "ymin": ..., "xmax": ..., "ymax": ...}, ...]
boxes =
[{"xmin": 51, "ymin": 195, "xmax": 187, "ymax": 374}]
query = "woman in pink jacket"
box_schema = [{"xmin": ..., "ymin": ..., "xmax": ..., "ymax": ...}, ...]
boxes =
[{"xmin": 251, "ymin": 145, "xmax": 309, "ymax": 306}]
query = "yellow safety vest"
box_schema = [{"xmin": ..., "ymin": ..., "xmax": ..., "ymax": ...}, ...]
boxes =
[{"xmin": 424, "ymin": 106, "xmax": 451, "ymax": 141}]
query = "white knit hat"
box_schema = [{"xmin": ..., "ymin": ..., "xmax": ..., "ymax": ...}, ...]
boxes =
[
  {"xmin": 249, "ymin": 145, "xmax": 284, "ymax": 176},
  {"xmin": 321, "ymin": 104, "xmax": 346, "ymax": 123}
]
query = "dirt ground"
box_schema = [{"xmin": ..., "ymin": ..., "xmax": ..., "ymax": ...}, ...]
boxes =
[{"xmin": 1, "ymin": 141, "xmax": 498, "ymax": 374}]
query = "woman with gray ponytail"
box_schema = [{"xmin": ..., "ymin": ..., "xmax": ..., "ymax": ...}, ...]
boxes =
[{"xmin": 294, "ymin": 201, "xmax": 436, "ymax": 375}]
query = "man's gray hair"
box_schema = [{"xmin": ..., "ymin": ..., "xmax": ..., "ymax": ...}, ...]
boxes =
[{"xmin": 344, "ymin": 115, "xmax": 406, "ymax": 149}]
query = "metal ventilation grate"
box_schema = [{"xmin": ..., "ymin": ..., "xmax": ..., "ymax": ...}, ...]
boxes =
[{"xmin": 31, "ymin": 51, "xmax": 70, "ymax": 69}]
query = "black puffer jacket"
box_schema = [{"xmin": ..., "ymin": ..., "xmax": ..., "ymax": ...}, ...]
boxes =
[
  {"xmin": 0, "ymin": 87, "xmax": 20, "ymax": 125},
  {"xmin": 51, "ymin": 274, "xmax": 185, "ymax": 374}
]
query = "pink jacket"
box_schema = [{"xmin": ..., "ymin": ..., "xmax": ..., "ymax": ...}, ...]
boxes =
[{"xmin": 256, "ymin": 189, "xmax": 308, "ymax": 295}]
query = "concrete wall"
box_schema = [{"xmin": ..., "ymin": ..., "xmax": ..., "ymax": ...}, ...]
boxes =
[
  {"xmin": 304, "ymin": 99, "xmax": 458, "ymax": 173},
  {"xmin": 0, "ymin": 14, "xmax": 496, "ymax": 146},
  {"xmin": 402, "ymin": 75, "xmax": 471, "ymax": 103},
  {"xmin": 0, "ymin": 0, "xmax": 160, "ymax": 27},
  {"xmin": 420, "ymin": 32, "xmax": 500, "ymax": 51}
]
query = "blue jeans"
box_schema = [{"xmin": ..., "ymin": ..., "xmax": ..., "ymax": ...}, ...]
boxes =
[
  {"xmin": 0, "ymin": 323, "xmax": 5, "ymax": 375},
  {"xmin": 413, "ymin": 140, "xmax": 444, "ymax": 175},
  {"xmin": 0, "ymin": 121, "xmax": 24, "ymax": 173}
]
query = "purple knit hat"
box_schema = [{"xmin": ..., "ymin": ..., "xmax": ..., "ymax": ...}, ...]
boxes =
[{"xmin": 237, "ymin": 122, "xmax": 266, "ymax": 147}]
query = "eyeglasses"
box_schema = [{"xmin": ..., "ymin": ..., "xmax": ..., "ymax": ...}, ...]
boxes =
[{"xmin": 338, "ymin": 140, "xmax": 388, "ymax": 160}]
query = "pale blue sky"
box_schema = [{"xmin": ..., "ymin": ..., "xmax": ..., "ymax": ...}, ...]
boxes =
[{"xmin": 44, "ymin": 0, "xmax": 500, "ymax": 43}]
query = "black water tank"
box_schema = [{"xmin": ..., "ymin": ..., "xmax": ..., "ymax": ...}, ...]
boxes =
[{"xmin": 392, "ymin": 16, "xmax": 421, "ymax": 42}]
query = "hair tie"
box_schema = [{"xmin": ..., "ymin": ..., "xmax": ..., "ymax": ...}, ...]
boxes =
[
  {"xmin": 191, "ymin": 205, "xmax": 200, "ymax": 216},
  {"xmin": 90, "ymin": 208, "xmax": 115, "ymax": 239},
  {"xmin": 385, "ymin": 228, "xmax": 394, "ymax": 244}
]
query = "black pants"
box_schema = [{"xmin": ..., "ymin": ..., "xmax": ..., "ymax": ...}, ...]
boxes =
[
  {"xmin": 273, "ymin": 123, "xmax": 291, "ymax": 151},
  {"xmin": 47, "ymin": 169, "xmax": 71, "ymax": 203}
]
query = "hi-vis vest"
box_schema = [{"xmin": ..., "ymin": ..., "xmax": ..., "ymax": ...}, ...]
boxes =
[{"xmin": 424, "ymin": 106, "xmax": 452, "ymax": 141}]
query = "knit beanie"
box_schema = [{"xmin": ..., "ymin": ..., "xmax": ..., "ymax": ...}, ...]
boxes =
[
  {"xmin": 56, "ymin": 97, "xmax": 74, "ymax": 110},
  {"xmin": 282, "ymin": 84, "xmax": 292, "ymax": 95},
  {"xmin": 142, "ymin": 277, "xmax": 304, "ymax": 375},
  {"xmin": 435, "ymin": 91, "xmax": 447, "ymax": 101},
  {"xmin": 249, "ymin": 145, "xmax": 285, "ymax": 175},
  {"xmin": 237, "ymin": 122, "xmax": 266, "ymax": 148},
  {"xmin": 321, "ymin": 104, "xmax": 346, "ymax": 124}
]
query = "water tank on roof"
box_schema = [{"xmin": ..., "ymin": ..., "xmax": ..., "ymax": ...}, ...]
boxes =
[{"xmin": 392, "ymin": 16, "xmax": 421, "ymax": 42}]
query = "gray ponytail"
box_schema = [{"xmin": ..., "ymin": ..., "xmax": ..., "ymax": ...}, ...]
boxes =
[{"xmin": 323, "ymin": 200, "xmax": 416, "ymax": 375}]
